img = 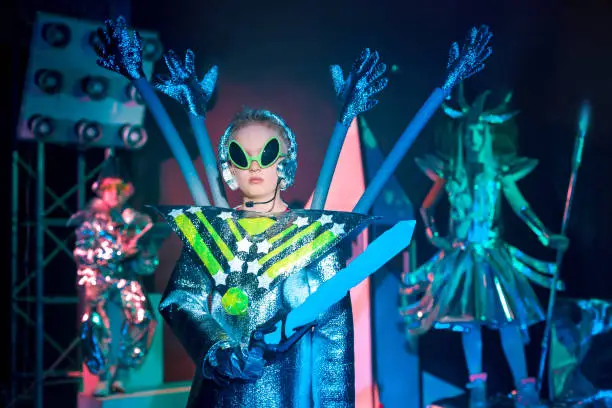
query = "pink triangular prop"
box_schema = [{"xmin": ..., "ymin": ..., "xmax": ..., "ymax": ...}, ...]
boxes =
[{"xmin": 305, "ymin": 119, "xmax": 375, "ymax": 408}]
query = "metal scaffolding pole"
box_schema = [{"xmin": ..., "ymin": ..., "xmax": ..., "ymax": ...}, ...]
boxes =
[
  {"xmin": 9, "ymin": 144, "xmax": 107, "ymax": 408},
  {"xmin": 35, "ymin": 142, "xmax": 45, "ymax": 408},
  {"xmin": 11, "ymin": 149, "xmax": 19, "ymax": 407}
]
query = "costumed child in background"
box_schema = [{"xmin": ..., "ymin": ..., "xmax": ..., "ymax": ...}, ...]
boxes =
[
  {"xmin": 68, "ymin": 156, "xmax": 164, "ymax": 396},
  {"xmin": 400, "ymin": 85, "xmax": 569, "ymax": 408}
]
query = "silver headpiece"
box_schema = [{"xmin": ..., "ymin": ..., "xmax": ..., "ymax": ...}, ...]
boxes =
[{"xmin": 218, "ymin": 109, "xmax": 298, "ymax": 191}]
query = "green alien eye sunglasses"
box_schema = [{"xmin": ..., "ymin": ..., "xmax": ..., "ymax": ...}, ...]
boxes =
[{"xmin": 228, "ymin": 136, "xmax": 284, "ymax": 170}]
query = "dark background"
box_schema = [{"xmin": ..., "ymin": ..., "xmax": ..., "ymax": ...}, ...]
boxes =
[{"xmin": 3, "ymin": 0, "xmax": 612, "ymax": 405}]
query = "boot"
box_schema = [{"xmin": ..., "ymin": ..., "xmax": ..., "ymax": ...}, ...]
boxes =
[
  {"xmin": 110, "ymin": 366, "xmax": 128, "ymax": 394},
  {"xmin": 93, "ymin": 371, "xmax": 109, "ymax": 398},
  {"xmin": 93, "ymin": 380, "xmax": 109, "ymax": 397},
  {"xmin": 514, "ymin": 377, "xmax": 546, "ymax": 408},
  {"xmin": 466, "ymin": 372, "xmax": 487, "ymax": 408}
]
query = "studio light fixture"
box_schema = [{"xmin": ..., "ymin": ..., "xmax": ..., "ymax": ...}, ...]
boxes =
[
  {"xmin": 120, "ymin": 125, "xmax": 148, "ymax": 149},
  {"xmin": 81, "ymin": 75, "xmax": 109, "ymax": 101},
  {"xmin": 41, "ymin": 22, "xmax": 71, "ymax": 48},
  {"xmin": 125, "ymin": 83, "xmax": 144, "ymax": 105},
  {"xmin": 75, "ymin": 120, "xmax": 103, "ymax": 144},
  {"xmin": 141, "ymin": 37, "xmax": 163, "ymax": 62},
  {"xmin": 88, "ymin": 30, "xmax": 102, "ymax": 53},
  {"xmin": 27, "ymin": 115, "xmax": 55, "ymax": 139},
  {"xmin": 34, "ymin": 69, "xmax": 63, "ymax": 94}
]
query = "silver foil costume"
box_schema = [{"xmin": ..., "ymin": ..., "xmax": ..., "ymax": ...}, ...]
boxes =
[
  {"xmin": 70, "ymin": 198, "xmax": 159, "ymax": 376},
  {"xmin": 157, "ymin": 206, "xmax": 374, "ymax": 408}
]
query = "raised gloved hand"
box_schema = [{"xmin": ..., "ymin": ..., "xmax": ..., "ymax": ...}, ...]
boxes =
[
  {"xmin": 205, "ymin": 344, "xmax": 265, "ymax": 386},
  {"xmin": 154, "ymin": 49, "xmax": 218, "ymax": 117},
  {"xmin": 330, "ymin": 48, "xmax": 388, "ymax": 126},
  {"xmin": 443, "ymin": 25, "xmax": 493, "ymax": 92},
  {"xmin": 94, "ymin": 16, "xmax": 144, "ymax": 80}
]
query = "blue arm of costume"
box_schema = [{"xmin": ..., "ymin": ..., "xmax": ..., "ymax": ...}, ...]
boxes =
[
  {"xmin": 311, "ymin": 49, "xmax": 388, "ymax": 210},
  {"xmin": 354, "ymin": 25, "xmax": 493, "ymax": 214},
  {"xmin": 133, "ymin": 79, "xmax": 210, "ymax": 205},
  {"xmin": 188, "ymin": 114, "xmax": 229, "ymax": 208},
  {"xmin": 312, "ymin": 295, "xmax": 355, "ymax": 407},
  {"xmin": 154, "ymin": 49, "xmax": 229, "ymax": 207},
  {"xmin": 94, "ymin": 17, "xmax": 209, "ymax": 206},
  {"xmin": 311, "ymin": 121, "xmax": 349, "ymax": 209}
]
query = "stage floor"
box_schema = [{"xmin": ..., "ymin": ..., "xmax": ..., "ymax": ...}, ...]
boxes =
[{"xmin": 78, "ymin": 381, "xmax": 190, "ymax": 408}]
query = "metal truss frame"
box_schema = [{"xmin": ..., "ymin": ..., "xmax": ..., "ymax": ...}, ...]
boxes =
[{"xmin": 10, "ymin": 142, "xmax": 107, "ymax": 408}]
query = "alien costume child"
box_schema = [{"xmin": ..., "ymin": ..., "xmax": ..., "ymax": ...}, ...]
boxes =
[
  {"xmin": 68, "ymin": 157, "xmax": 161, "ymax": 394},
  {"xmin": 156, "ymin": 111, "xmax": 375, "ymax": 408},
  {"xmin": 91, "ymin": 17, "xmax": 387, "ymax": 406},
  {"xmin": 401, "ymin": 88, "xmax": 564, "ymax": 334}
]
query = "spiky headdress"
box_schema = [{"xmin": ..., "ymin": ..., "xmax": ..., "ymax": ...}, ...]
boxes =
[{"xmin": 442, "ymin": 82, "xmax": 519, "ymax": 125}]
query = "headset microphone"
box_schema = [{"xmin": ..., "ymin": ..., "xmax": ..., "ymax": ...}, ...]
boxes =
[{"xmin": 244, "ymin": 179, "xmax": 281, "ymax": 209}]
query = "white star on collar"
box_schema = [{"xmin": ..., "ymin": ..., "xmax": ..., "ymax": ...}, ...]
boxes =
[
  {"xmin": 236, "ymin": 237, "xmax": 252, "ymax": 253},
  {"xmin": 246, "ymin": 260, "xmax": 262, "ymax": 275},
  {"xmin": 318, "ymin": 213, "xmax": 333, "ymax": 225},
  {"xmin": 186, "ymin": 206, "xmax": 201, "ymax": 214},
  {"xmin": 228, "ymin": 257, "xmax": 244, "ymax": 273},
  {"xmin": 217, "ymin": 212, "xmax": 233, "ymax": 221},
  {"xmin": 330, "ymin": 223, "xmax": 345, "ymax": 236},
  {"xmin": 212, "ymin": 270, "xmax": 227, "ymax": 286},
  {"xmin": 257, "ymin": 273, "xmax": 273, "ymax": 290},
  {"xmin": 293, "ymin": 216, "xmax": 309, "ymax": 228},
  {"xmin": 169, "ymin": 208, "xmax": 184, "ymax": 218},
  {"xmin": 256, "ymin": 240, "xmax": 271, "ymax": 254}
]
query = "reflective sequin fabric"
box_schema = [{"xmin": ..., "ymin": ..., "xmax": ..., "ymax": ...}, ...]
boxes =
[
  {"xmin": 94, "ymin": 16, "xmax": 145, "ymax": 80},
  {"xmin": 157, "ymin": 206, "xmax": 375, "ymax": 408},
  {"xmin": 154, "ymin": 49, "xmax": 218, "ymax": 118},
  {"xmin": 330, "ymin": 48, "xmax": 388, "ymax": 127},
  {"xmin": 442, "ymin": 25, "xmax": 493, "ymax": 92},
  {"xmin": 70, "ymin": 199, "xmax": 159, "ymax": 375}
]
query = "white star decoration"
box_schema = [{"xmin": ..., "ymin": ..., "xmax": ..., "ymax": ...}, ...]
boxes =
[
  {"xmin": 186, "ymin": 206, "xmax": 201, "ymax": 214},
  {"xmin": 330, "ymin": 223, "xmax": 345, "ymax": 236},
  {"xmin": 256, "ymin": 240, "xmax": 271, "ymax": 254},
  {"xmin": 217, "ymin": 212, "xmax": 233, "ymax": 221},
  {"xmin": 169, "ymin": 208, "xmax": 184, "ymax": 218},
  {"xmin": 318, "ymin": 214, "xmax": 333, "ymax": 225},
  {"xmin": 228, "ymin": 257, "xmax": 244, "ymax": 273},
  {"xmin": 236, "ymin": 237, "xmax": 252, "ymax": 253},
  {"xmin": 212, "ymin": 270, "xmax": 227, "ymax": 286},
  {"xmin": 246, "ymin": 260, "xmax": 262, "ymax": 275},
  {"xmin": 293, "ymin": 216, "xmax": 309, "ymax": 228},
  {"xmin": 257, "ymin": 273, "xmax": 273, "ymax": 290}
]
